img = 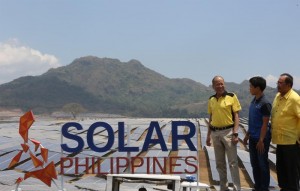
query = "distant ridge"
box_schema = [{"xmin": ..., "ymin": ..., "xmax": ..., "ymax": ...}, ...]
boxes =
[
  {"xmin": 0, "ymin": 56, "xmax": 211, "ymax": 117},
  {"xmin": 0, "ymin": 56, "xmax": 279, "ymax": 117}
]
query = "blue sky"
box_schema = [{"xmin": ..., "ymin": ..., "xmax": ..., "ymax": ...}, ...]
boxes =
[{"xmin": 1, "ymin": 0, "xmax": 300, "ymax": 89}]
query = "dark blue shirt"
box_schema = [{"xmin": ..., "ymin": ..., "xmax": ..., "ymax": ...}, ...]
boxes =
[{"xmin": 248, "ymin": 94, "xmax": 272, "ymax": 139}]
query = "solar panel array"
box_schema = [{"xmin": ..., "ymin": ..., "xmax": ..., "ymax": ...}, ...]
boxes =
[
  {"xmin": 0, "ymin": 116, "xmax": 280, "ymax": 190},
  {"xmin": 237, "ymin": 150, "xmax": 278, "ymax": 188}
]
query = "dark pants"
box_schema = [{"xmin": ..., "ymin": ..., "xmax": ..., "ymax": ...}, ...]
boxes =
[
  {"xmin": 249, "ymin": 137, "xmax": 271, "ymax": 191},
  {"xmin": 276, "ymin": 144, "xmax": 300, "ymax": 191},
  {"xmin": 298, "ymin": 143, "xmax": 300, "ymax": 188}
]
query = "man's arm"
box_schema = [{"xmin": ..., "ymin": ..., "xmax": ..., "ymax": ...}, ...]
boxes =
[
  {"xmin": 232, "ymin": 111, "xmax": 239, "ymax": 144},
  {"xmin": 232, "ymin": 111, "xmax": 239, "ymax": 134},
  {"xmin": 256, "ymin": 116, "xmax": 270, "ymax": 154}
]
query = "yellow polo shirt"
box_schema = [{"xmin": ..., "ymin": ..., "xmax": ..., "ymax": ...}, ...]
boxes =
[
  {"xmin": 208, "ymin": 91, "xmax": 241, "ymax": 127},
  {"xmin": 271, "ymin": 89, "xmax": 300, "ymax": 145}
]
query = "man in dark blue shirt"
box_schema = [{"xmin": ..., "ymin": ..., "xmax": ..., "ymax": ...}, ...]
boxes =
[{"xmin": 243, "ymin": 76, "xmax": 272, "ymax": 191}]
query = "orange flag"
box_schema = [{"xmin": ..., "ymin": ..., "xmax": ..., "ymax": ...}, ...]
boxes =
[
  {"xmin": 15, "ymin": 177, "xmax": 23, "ymax": 184},
  {"xmin": 29, "ymin": 152, "xmax": 43, "ymax": 168},
  {"xmin": 24, "ymin": 170, "xmax": 52, "ymax": 187},
  {"xmin": 14, "ymin": 111, "xmax": 58, "ymax": 188},
  {"xmin": 40, "ymin": 147, "xmax": 48, "ymax": 163},
  {"xmin": 24, "ymin": 162, "xmax": 57, "ymax": 187},
  {"xmin": 30, "ymin": 139, "xmax": 41, "ymax": 152},
  {"xmin": 21, "ymin": 143, "xmax": 29, "ymax": 152},
  {"xmin": 44, "ymin": 161, "xmax": 57, "ymax": 179},
  {"xmin": 8, "ymin": 151, "xmax": 23, "ymax": 168},
  {"xmin": 19, "ymin": 111, "xmax": 35, "ymax": 143}
]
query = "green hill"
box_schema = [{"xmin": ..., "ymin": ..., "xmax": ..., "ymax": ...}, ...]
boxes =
[
  {"xmin": 0, "ymin": 56, "xmax": 213, "ymax": 117},
  {"xmin": 1, "ymin": 56, "xmax": 288, "ymax": 118}
]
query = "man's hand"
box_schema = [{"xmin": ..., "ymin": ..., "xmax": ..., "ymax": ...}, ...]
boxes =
[
  {"xmin": 232, "ymin": 135, "xmax": 239, "ymax": 144},
  {"xmin": 243, "ymin": 134, "xmax": 249, "ymax": 146},
  {"xmin": 256, "ymin": 140, "xmax": 265, "ymax": 154},
  {"xmin": 206, "ymin": 136, "xmax": 211, "ymax": 146}
]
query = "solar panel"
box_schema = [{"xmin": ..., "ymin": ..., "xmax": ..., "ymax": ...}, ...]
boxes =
[
  {"xmin": 268, "ymin": 152, "xmax": 276, "ymax": 165},
  {"xmin": 131, "ymin": 126, "xmax": 146, "ymax": 141},
  {"xmin": 0, "ymin": 150, "xmax": 30, "ymax": 170},
  {"xmin": 237, "ymin": 150, "xmax": 278, "ymax": 187},
  {"xmin": 204, "ymin": 146, "xmax": 232, "ymax": 183},
  {"xmin": 134, "ymin": 149, "xmax": 171, "ymax": 174},
  {"xmin": 0, "ymin": 170, "xmax": 24, "ymax": 186},
  {"xmin": 72, "ymin": 176, "xmax": 107, "ymax": 190},
  {"xmin": 237, "ymin": 150, "xmax": 254, "ymax": 183}
]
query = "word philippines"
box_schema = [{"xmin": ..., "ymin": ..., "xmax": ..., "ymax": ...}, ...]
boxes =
[
  {"xmin": 60, "ymin": 156, "xmax": 198, "ymax": 175},
  {"xmin": 60, "ymin": 121, "xmax": 199, "ymax": 175}
]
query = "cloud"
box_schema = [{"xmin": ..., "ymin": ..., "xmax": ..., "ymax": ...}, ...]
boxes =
[
  {"xmin": 0, "ymin": 39, "xmax": 61, "ymax": 84},
  {"xmin": 265, "ymin": 75, "xmax": 278, "ymax": 88},
  {"xmin": 266, "ymin": 74, "xmax": 300, "ymax": 90}
]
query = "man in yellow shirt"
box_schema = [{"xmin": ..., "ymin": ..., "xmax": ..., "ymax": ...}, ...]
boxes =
[
  {"xmin": 271, "ymin": 73, "xmax": 300, "ymax": 191},
  {"xmin": 207, "ymin": 76, "xmax": 241, "ymax": 191}
]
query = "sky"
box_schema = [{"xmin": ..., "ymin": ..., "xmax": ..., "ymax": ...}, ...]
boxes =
[{"xmin": 1, "ymin": 0, "xmax": 300, "ymax": 89}]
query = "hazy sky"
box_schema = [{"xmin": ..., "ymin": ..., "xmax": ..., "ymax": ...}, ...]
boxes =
[{"xmin": 1, "ymin": 0, "xmax": 300, "ymax": 89}]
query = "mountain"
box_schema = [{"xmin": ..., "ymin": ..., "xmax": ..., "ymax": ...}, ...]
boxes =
[
  {"xmin": 0, "ymin": 56, "xmax": 214, "ymax": 117},
  {"xmin": 1, "ymin": 56, "xmax": 288, "ymax": 117}
]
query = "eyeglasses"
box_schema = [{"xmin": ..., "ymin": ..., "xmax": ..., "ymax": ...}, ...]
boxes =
[{"xmin": 277, "ymin": 81, "xmax": 286, "ymax": 85}]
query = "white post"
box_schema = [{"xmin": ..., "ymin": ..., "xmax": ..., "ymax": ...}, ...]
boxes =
[
  {"xmin": 60, "ymin": 130, "xmax": 64, "ymax": 190},
  {"xmin": 126, "ymin": 124, "xmax": 131, "ymax": 173},
  {"xmin": 13, "ymin": 183, "xmax": 21, "ymax": 191},
  {"xmin": 197, "ymin": 120, "xmax": 200, "ymax": 191},
  {"xmin": 11, "ymin": 188, "xmax": 22, "ymax": 191}
]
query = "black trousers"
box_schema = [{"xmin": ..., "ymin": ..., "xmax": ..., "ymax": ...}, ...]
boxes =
[{"xmin": 276, "ymin": 143, "xmax": 300, "ymax": 191}]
